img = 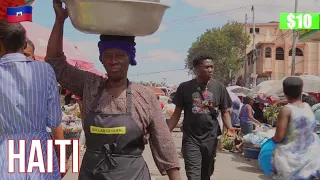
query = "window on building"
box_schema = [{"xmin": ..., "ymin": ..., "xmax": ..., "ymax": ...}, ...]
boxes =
[
  {"xmin": 265, "ymin": 47, "xmax": 271, "ymax": 58},
  {"xmin": 276, "ymin": 47, "xmax": 284, "ymax": 60},
  {"xmin": 289, "ymin": 48, "xmax": 303, "ymax": 56},
  {"xmin": 256, "ymin": 48, "xmax": 261, "ymax": 59},
  {"xmin": 249, "ymin": 28, "xmax": 260, "ymax": 34}
]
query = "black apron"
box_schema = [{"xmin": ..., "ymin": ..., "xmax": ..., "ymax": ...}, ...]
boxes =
[{"xmin": 78, "ymin": 80, "xmax": 151, "ymax": 180}]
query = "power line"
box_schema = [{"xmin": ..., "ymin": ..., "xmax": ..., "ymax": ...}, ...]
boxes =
[
  {"xmin": 132, "ymin": 7, "xmax": 319, "ymax": 78},
  {"xmin": 129, "ymin": 68, "xmax": 188, "ymax": 76},
  {"xmin": 163, "ymin": 5, "xmax": 250, "ymax": 25},
  {"xmin": 135, "ymin": 5, "xmax": 315, "ymax": 60},
  {"xmin": 136, "ymin": 49, "xmax": 187, "ymax": 59},
  {"xmin": 160, "ymin": 4, "xmax": 293, "ymax": 28}
]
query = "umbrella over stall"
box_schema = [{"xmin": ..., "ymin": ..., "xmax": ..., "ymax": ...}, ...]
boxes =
[
  {"xmin": 21, "ymin": 22, "xmax": 105, "ymax": 77},
  {"xmin": 247, "ymin": 80, "xmax": 279, "ymax": 98},
  {"xmin": 227, "ymin": 90, "xmax": 241, "ymax": 103},
  {"xmin": 227, "ymin": 85, "xmax": 250, "ymax": 97},
  {"xmin": 267, "ymin": 75, "xmax": 320, "ymax": 97}
]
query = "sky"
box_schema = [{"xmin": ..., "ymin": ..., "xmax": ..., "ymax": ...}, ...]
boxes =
[{"xmin": 31, "ymin": 0, "xmax": 320, "ymax": 85}]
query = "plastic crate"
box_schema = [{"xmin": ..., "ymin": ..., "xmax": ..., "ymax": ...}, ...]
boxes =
[
  {"xmin": 244, "ymin": 148, "xmax": 260, "ymax": 159},
  {"xmin": 243, "ymin": 142, "xmax": 260, "ymax": 149}
]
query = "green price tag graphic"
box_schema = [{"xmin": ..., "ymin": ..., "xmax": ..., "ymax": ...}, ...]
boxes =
[{"xmin": 279, "ymin": 13, "xmax": 319, "ymax": 30}]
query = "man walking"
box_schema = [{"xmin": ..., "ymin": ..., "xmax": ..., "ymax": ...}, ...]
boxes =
[{"xmin": 168, "ymin": 52, "xmax": 233, "ymax": 179}]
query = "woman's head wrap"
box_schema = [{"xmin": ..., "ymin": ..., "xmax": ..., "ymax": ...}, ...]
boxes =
[{"xmin": 98, "ymin": 35, "xmax": 136, "ymax": 66}]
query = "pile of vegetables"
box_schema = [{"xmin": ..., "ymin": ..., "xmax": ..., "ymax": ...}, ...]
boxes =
[
  {"xmin": 221, "ymin": 133, "xmax": 234, "ymax": 150},
  {"xmin": 221, "ymin": 130, "xmax": 243, "ymax": 151},
  {"xmin": 263, "ymin": 105, "xmax": 280, "ymax": 125}
]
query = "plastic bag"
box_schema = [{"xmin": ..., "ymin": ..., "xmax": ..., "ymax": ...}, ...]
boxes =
[
  {"xmin": 258, "ymin": 138, "xmax": 277, "ymax": 176},
  {"xmin": 243, "ymin": 133, "xmax": 266, "ymax": 146}
]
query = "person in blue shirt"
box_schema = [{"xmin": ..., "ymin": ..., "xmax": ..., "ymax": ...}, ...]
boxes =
[
  {"xmin": 230, "ymin": 100, "xmax": 241, "ymax": 128},
  {"xmin": 0, "ymin": 20, "xmax": 67, "ymax": 179}
]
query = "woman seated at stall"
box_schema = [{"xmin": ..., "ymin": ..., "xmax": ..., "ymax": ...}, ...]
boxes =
[{"xmin": 271, "ymin": 77, "xmax": 320, "ymax": 179}]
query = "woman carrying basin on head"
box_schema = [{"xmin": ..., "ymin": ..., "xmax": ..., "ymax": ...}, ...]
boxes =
[{"xmin": 45, "ymin": 0, "xmax": 180, "ymax": 180}]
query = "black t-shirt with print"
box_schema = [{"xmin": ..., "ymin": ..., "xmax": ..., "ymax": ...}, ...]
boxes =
[{"xmin": 173, "ymin": 79, "xmax": 232, "ymax": 141}]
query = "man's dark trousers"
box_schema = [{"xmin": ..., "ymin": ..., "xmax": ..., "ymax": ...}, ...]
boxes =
[{"xmin": 182, "ymin": 134, "xmax": 218, "ymax": 180}]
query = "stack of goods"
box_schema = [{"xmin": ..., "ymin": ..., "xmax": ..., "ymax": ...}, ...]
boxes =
[
  {"xmin": 61, "ymin": 116, "xmax": 82, "ymax": 133},
  {"xmin": 62, "ymin": 104, "xmax": 82, "ymax": 135},
  {"xmin": 61, "ymin": 104, "xmax": 83, "ymax": 159},
  {"xmin": 243, "ymin": 134, "xmax": 267, "ymax": 149},
  {"xmin": 242, "ymin": 125, "xmax": 274, "ymax": 159},
  {"xmin": 61, "ymin": 117, "xmax": 82, "ymax": 160}
]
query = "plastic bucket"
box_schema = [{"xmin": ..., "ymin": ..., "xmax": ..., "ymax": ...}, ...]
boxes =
[
  {"xmin": 244, "ymin": 148, "xmax": 260, "ymax": 159},
  {"xmin": 258, "ymin": 138, "xmax": 276, "ymax": 176}
]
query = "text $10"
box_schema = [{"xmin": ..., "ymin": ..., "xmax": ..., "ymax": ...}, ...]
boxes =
[{"xmin": 287, "ymin": 13, "xmax": 312, "ymax": 29}]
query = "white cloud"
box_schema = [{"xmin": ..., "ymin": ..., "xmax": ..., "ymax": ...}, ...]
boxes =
[
  {"xmin": 161, "ymin": 0, "xmax": 174, "ymax": 5},
  {"xmin": 184, "ymin": 0, "xmax": 319, "ymax": 22},
  {"xmin": 75, "ymin": 41, "xmax": 98, "ymax": 59},
  {"xmin": 135, "ymin": 36, "xmax": 161, "ymax": 44},
  {"xmin": 137, "ymin": 49, "xmax": 186, "ymax": 62},
  {"xmin": 130, "ymin": 69, "xmax": 192, "ymax": 85},
  {"xmin": 74, "ymin": 42, "xmax": 189, "ymax": 84},
  {"xmin": 74, "ymin": 41, "xmax": 104, "ymax": 71}
]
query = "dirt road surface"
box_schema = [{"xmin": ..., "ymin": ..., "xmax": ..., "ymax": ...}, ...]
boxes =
[{"xmin": 64, "ymin": 132, "xmax": 271, "ymax": 180}]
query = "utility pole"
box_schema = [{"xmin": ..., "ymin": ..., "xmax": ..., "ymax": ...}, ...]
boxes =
[
  {"xmin": 252, "ymin": 6, "xmax": 257, "ymax": 87},
  {"xmin": 244, "ymin": 14, "xmax": 248, "ymax": 87},
  {"xmin": 291, "ymin": 0, "xmax": 298, "ymax": 75}
]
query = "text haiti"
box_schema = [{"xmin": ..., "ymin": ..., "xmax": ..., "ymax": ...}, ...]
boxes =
[{"xmin": 7, "ymin": 139, "xmax": 79, "ymax": 173}]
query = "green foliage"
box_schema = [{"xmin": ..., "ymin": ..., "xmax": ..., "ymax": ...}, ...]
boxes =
[
  {"xmin": 221, "ymin": 133, "xmax": 234, "ymax": 150},
  {"xmin": 263, "ymin": 105, "xmax": 280, "ymax": 121},
  {"xmin": 185, "ymin": 21, "xmax": 250, "ymax": 84}
]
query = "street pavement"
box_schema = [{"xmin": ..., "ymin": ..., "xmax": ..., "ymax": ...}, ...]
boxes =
[{"xmin": 64, "ymin": 132, "xmax": 271, "ymax": 180}]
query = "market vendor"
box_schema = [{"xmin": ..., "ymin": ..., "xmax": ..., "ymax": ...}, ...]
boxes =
[
  {"xmin": 271, "ymin": 77, "xmax": 320, "ymax": 179},
  {"xmin": 239, "ymin": 96, "xmax": 261, "ymax": 135},
  {"xmin": 44, "ymin": 0, "xmax": 180, "ymax": 179}
]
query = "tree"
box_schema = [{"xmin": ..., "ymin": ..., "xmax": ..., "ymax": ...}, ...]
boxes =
[{"xmin": 185, "ymin": 21, "xmax": 250, "ymax": 85}]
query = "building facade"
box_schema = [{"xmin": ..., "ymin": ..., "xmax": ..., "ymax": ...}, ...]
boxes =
[{"xmin": 238, "ymin": 22, "xmax": 320, "ymax": 85}]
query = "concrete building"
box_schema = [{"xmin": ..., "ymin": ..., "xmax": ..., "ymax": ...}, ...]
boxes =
[{"xmin": 238, "ymin": 21, "xmax": 320, "ymax": 85}]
